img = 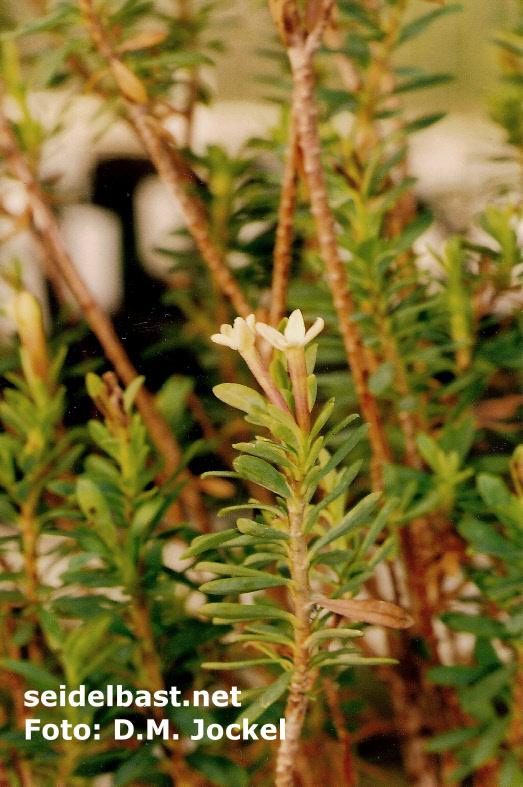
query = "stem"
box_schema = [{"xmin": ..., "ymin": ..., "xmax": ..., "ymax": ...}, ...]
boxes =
[
  {"xmin": 323, "ymin": 677, "xmax": 358, "ymax": 787},
  {"xmin": 129, "ymin": 595, "xmax": 208, "ymax": 787},
  {"xmin": 508, "ymin": 644, "xmax": 523, "ymax": 763},
  {"xmin": 287, "ymin": 347, "xmax": 311, "ymax": 434},
  {"xmin": 242, "ymin": 347, "xmax": 294, "ymax": 417},
  {"xmin": 0, "ymin": 106, "xmax": 207, "ymax": 528},
  {"xmin": 287, "ymin": 42, "xmax": 391, "ymax": 488},
  {"xmin": 269, "ymin": 115, "xmax": 299, "ymax": 330},
  {"xmin": 275, "ymin": 497, "xmax": 314, "ymax": 787},
  {"xmin": 19, "ymin": 504, "xmax": 42, "ymax": 663},
  {"xmin": 77, "ymin": 0, "xmax": 252, "ymax": 320}
]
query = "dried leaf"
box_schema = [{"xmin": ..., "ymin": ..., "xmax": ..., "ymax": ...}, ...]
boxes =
[
  {"xmin": 305, "ymin": 0, "xmax": 323, "ymax": 32},
  {"xmin": 116, "ymin": 30, "xmax": 168, "ymax": 54},
  {"xmin": 110, "ymin": 59, "xmax": 148, "ymax": 104},
  {"xmin": 475, "ymin": 395, "xmax": 523, "ymax": 423},
  {"xmin": 199, "ymin": 477, "xmax": 236, "ymax": 498},
  {"xmin": 268, "ymin": 0, "xmax": 301, "ymax": 44},
  {"xmin": 316, "ymin": 597, "xmax": 414, "ymax": 630}
]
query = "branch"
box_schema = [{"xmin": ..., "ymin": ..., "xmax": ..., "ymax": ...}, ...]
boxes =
[
  {"xmin": 78, "ymin": 0, "xmax": 252, "ymax": 320},
  {"xmin": 0, "ymin": 105, "xmax": 207, "ymax": 528},
  {"xmin": 282, "ymin": 32, "xmax": 391, "ymax": 486},
  {"xmin": 268, "ymin": 113, "xmax": 299, "ymax": 330}
]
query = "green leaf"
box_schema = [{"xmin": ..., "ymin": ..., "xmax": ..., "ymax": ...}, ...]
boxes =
[
  {"xmin": 311, "ymin": 425, "xmax": 368, "ymax": 488},
  {"xmin": 306, "ymin": 628, "xmax": 363, "ymax": 647},
  {"xmin": 425, "ymin": 725, "xmax": 479, "ymax": 753},
  {"xmin": 213, "ymin": 384, "xmax": 267, "ymax": 415},
  {"xmin": 369, "ymin": 362, "xmax": 395, "ymax": 395},
  {"xmin": 200, "ymin": 575, "xmax": 289, "ymax": 594},
  {"xmin": 459, "ymin": 519, "xmax": 516, "ymax": 560},
  {"xmin": 76, "ymin": 477, "xmax": 118, "ymax": 550},
  {"xmin": 233, "ymin": 441, "xmax": 296, "ymax": 472},
  {"xmin": 236, "ymin": 671, "xmax": 292, "ymax": 724},
  {"xmin": 310, "ymin": 492, "xmax": 381, "ymax": 554},
  {"xmin": 237, "ymin": 518, "xmax": 290, "ymax": 541},
  {"xmin": 309, "ymin": 399, "xmax": 335, "ymax": 442},
  {"xmin": 478, "ymin": 473, "xmax": 523, "ymax": 530},
  {"xmin": 62, "ymin": 614, "xmax": 114, "ymax": 684},
  {"xmin": 195, "ymin": 561, "xmax": 286, "ymax": 579},
  {"xmin": 0, "ymin": 659, "xmax": 61, "ymax": 691},
  {"xmin": 199, "ymin": 603, "xmax": 294, "ymax": 623},
  {"xmin": 123, "ymin": 376, "xmax": 145, "ymax": 412},
  {"xmin": 428, "ymin": 665, "xmax": 487, "ymax": 686},
  {"xmin": 394, "ymin": 73, "xmax": 453, "ymax": 94},
  {"xmin": 233, "ymin": 455, "xmax": 291, "ymax": 498},
  {"xmin": 186, "ymin": 753, "xmax": 249, "ymax": 787},
  {"xmin": 181, "ymin": 529, "xmax": 237, "ymax": 559},
  {"xmin": 324, "ymin": 414, "xmax": 361, "ymax": 445},
  {"xmin": 130, "ymin": 497, "xmax": 165, "ymax": 538},
  {"xmin": 441, "ymin": 612, "xmax": 506, "ymax": 639},
  {"xmin": 305, "ymin": 461, "xmax": 364, "ymax": 531},
  {"xmin": 202, "ymin": 658, "xmax": 284, "ymax": 670},
  {"xmin": 397, "ymin": 5, "xmax": 461, "ymax": 47},
  {"xmin": 402, "ymin": 113, "xmax": 446, "ymax": 134}
]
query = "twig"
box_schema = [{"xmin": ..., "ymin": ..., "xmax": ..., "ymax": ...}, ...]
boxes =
[
  {"xmin": 77, "ymin": 0, "xmax": 252, "ymax": 320},
  {"xmin": 275, "ymin": 509, "xmax": 315, "ymax": 787},
  {"xmin": 0, "ymin": 105, "xmax": 207, "ymax": 528},
  {"xmin": 323, "ymin": 677, "xmax": 358, "ymax": 786},
  {"xmin": 269, "ymin": 113, "xmax": 299, "ymax": 330},
  {"xmin": 277, "ymin": 4, "xmax": 391, "ymax": 488}
]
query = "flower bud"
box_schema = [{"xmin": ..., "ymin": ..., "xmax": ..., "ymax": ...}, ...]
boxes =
[{"xmin": 6, "ymin": 291, "xmax": 49, "ymax": 383}]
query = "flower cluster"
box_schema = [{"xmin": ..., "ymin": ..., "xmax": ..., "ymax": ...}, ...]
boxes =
[{"xmin": 211, "ymin": 310, "xmax": 324, "ymax": 433}]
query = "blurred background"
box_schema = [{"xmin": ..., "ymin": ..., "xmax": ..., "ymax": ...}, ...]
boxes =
[{"xmin": 0, "ymin": 0, "xmax": 520, "ymax": 376}]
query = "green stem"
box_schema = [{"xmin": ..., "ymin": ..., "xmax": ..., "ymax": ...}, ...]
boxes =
[{"xmin": 275, "ymin": 495, "xmax": 314, "ymax": 787}]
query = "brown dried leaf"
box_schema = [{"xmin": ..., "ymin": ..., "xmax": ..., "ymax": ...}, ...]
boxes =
[
  {"xmin": 317, "ymin": 597, "xmax": 414, "ymax": 630},
  {"xmin": 116, "ymin": 30, "xmax": 168, "ymax": 54},
  {"xmin": 110, "ymin": 59, "xmax": 148, "ymax": 104},
  {"xmin": 305, "ymin": 0, "xmax": 323, "ymax": 32},
  {"xmin": 268, "ymin": 0, "xmax": 301, "ymax": 44},
  {"xmin": 475, "ymin": 394, "xmax": 523, "ymax": 423},
  {"xmin": 199, "ymin": 477, "xmax": 236, "ymax": 499}
]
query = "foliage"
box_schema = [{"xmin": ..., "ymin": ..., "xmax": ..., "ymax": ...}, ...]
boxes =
[{"xmin": 0, "ymin": 0, "xmax": 522, "ymax": 786}]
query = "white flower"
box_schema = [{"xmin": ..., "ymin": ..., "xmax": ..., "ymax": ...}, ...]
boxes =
[
  {"xmin": 256, "ymin": 309, "xmax": 324, "ymax": 351},
  {"xmin": 211, "ymin": 314, "xmax": 256, "ymax": 353}
]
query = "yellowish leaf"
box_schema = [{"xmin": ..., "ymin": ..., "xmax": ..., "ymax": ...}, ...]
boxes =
[
  {"xmin": 116, "ymin": 30, "xmax": 168, "ymax": 54},
  {"xmin": 200, "ymin": 477, "xmax": 236, "ymax": 499},
  {"xmin": 110, "ymin": 59, "xmax": 148, "ymax": 104}
]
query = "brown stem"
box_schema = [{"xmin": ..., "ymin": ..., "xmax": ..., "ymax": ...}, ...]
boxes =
[
  {"xmin": 128, "ymin": 103, "xmax": 252, "ymax": 319},
  {"xmin": 269, "ymin": 115, "xmax": 299, "ymax": 330},
  {"xmin": 275, "ymin": 497, "xmax": 314, "ymax": 787},
  {"xmin": 77, "ymin": 0, "xmax": 251, "ymax": 320},
  {"xmin": 323, "ymin": 677, "xmax": 358, "ymax": 787},
  {"xmin": 130, "ymin": 596, "xmax": 208, "ymax": 787},
  {"xmin": 0, "ymin": 107, "xmax": 207, "ymax": 528},
  {"xmin": 508, "ymin": 644, "xmax": 523, "ymax": 763},
  {"xmin": 4, "ymin": 624, "xmax": 36, "ymax": 787},
  {"xmin": 19, "ymin": 505, "xmax": 42, "ymax": 663},
  {"xmin": 287, "ymin": 42, "xmax": 391, "ymax": 488}
]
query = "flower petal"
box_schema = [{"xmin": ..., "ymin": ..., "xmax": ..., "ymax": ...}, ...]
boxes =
[
  {"xmin": 233, "ymin": 317, "xmax": 256, "ymax": 352},
  {"xmin": 303, "ymin": 317, "xmax": 324, "ymax": 344},
  {"xmin": 256, "ymin": 323, "xmax": 289, "ymax": 351},
  {"xmin": 211, "ymin": 333, "xmax": 235, "ymax": 348},
  {"xmin": 284, "ymin": 309, "xmax": 306, "ymax": 345}
]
